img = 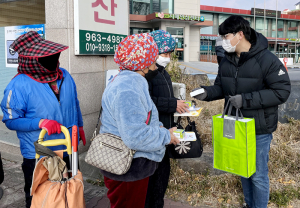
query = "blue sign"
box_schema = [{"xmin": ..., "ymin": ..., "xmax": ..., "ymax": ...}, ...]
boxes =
[
  {"xmin": 200, "ymin": 45, "xmax": 212, "ymax": 51},
  {"xmin": 5, "ymin": 24, "xmax": 45, "ymax": 68}
]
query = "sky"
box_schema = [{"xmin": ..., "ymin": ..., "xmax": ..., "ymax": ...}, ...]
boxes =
[{"xmin": 200, "ymin": 0, "xmax": 298, "ymax": 11}]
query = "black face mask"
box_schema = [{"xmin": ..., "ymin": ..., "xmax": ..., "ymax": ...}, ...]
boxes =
[
  {"xmin": 145, "ymin": 69, "xmax": 158, "ymax": 81},
  {"xmin": 38, "ymin": 52, "xmax": 61, "ymax": 71}
]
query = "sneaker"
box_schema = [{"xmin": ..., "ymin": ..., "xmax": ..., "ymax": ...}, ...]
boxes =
[
  {"xmin": 0, "ymin": 187, "xmax": 3, "ymax": 200},
  {"xmin": 242, "ymin": 203, "xmax": 250, "ymax": 208}
]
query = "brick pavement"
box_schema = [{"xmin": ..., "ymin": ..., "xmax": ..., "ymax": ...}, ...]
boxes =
[{"xmin": 0, "ymin": 158, "xmax": 212, "ymax": 208}]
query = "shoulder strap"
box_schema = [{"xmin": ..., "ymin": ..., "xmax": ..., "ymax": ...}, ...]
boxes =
[{"xmin": 94, "ymin": 108, "xmax": 152, "ymax": 132}]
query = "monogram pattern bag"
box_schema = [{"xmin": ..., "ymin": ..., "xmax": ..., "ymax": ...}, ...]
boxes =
[{"xmin": 85, "ymin": 107, "xmax": 152, "ymax": 175}]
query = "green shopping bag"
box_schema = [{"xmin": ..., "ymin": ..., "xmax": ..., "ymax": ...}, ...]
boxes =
[{"xmin": 212, "ymin": 102, "xmax": 256, "ymax": 178}]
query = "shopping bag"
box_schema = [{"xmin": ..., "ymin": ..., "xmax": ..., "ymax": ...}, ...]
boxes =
[
  {"xmin": 212, "ymin": 102, "xmax": 256, "ymax": 178},
  {"xmin": 169, "ymin": 117, "xmax": 203, "ymax": 159}
]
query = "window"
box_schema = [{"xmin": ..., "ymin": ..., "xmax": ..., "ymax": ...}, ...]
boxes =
[
  {"xmin": 201, "ymin": 12, "xmax": 213, "ymax": 21},
  {"xmin": 153, "ymin": 0, "xmax": 160, "ymax": 12},
  {"xmin": 167, "ymin": 27, "xmax": 183, "ymax": 36},
  {"xmin": 255, "ymin": 17, "xmax": 268, "ymax": 36},
  {"xmin": 132, "ymin": 0, "xmax": 150, "ymax": 15},
  {"xmin": 160, "ymin": 0, "xmax": 173, "ymax": 14},
  {"xmin": 272, "ymin": 19, "xmax": 284, "ymax": 38},
  {"xmin": 130, "ymin": 27, "xmax": 152, "ymax": 35},
  {"xmin": 0, "ymin": 0, "xmax": 45, "ymax": 27},
  {"xmin": 287, "ymin": 21, "xmax": 298, "ymax": 38},
  {"xmin": 219, "ymin": 14, "xmax": 230, "ymax": 25}
]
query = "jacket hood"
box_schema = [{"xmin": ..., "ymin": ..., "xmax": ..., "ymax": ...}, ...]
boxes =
[{"xmin": 226, "ymin": 28, "xmax": 268, "ymax": 66}]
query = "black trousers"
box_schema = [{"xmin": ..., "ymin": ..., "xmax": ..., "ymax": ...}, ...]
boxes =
[
  {"xmin": 144, "ymin": 150, "xmax": 171, "ymax": 208},
  {"xmin": 22, "ymin": 156, "xmax": 74, "ymax": 208},
  {"xmin": 0, "ymin": 153, "xmax": 4, "ymax": 184}
]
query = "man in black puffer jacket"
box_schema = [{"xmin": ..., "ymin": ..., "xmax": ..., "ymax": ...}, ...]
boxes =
[
  {"xmin": 144, "ymin": 30, "xmax": 189, "ymax": 208},
  {"xmin": 193, "ymin": 16, "xmax": 290, "ymax": 208}
]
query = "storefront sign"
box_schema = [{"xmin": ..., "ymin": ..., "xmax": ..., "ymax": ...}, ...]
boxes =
[
  {"xmin": 74, "ymin": 0, "xmax": 128, "ymax": 55},
  {"xmin": 156, "ymin": 13, "xmax": 204, "ymax": 22},
  {"xmin": 285, "ymin": 38, "xmax": 300, "ymax": 42},
  {"xmin": 251, "ymin": 8, "xmax": 281, "ymax": 17},
  {"xmin": 200, "ymin": 36, "xmax": 218, "ymax": 40},
  {"xmin": 200, "ymin": 45, "xmax": 212, "ymax": 51},
  {"xmin": 4, "ymin": 24, "xmax": 45, "ymax": 68}
]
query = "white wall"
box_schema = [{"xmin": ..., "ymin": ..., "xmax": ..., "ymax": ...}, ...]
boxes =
[
  {"xmin": 189, "ymin": 26, "xmax": 200, "ymax": 61},
  {"xmin": 174, "ymin": 0, "xmax": 200, "ymax": 16},
  {"xmin": 184, "ymin": 24, "xmax": 190, "ymax": 62}
]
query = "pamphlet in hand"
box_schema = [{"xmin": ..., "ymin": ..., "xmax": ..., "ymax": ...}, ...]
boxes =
[
  {"xmin": 178, "ymin": 131, "xmax": 197, "ymax": 141},
  {"xmin": 190, "ymin": 88, "xmax": 205, "ymax": 97},
  {"xmin": 174, "ymin": 107, "xmax": 203, "ymax": 117}
]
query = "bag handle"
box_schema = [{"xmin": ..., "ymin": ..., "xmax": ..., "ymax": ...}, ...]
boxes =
[
  {"xmin": 222, "ymin": 101, "xmax": 244, "ymax": 121},
  {"xmin": 221, "ymin": 101, "xmax": 233, "ymax": 118}
]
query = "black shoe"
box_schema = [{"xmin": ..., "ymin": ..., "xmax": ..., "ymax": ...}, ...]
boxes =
[
  {"xmin": 242, "ymin": 203, "xmax": 251, "ymax": 208},
  {"xmin": 0, "ymin": 187, "xmax": 3, "ymax": 200}
]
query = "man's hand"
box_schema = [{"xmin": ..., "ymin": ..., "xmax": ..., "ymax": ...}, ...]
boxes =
[
  {"xmin": 168, "ymin": 127, "xmax": 180, "ymax": 145},
  {"xmin": 192, "ymin": 88, "xmax": 208, "ymax": 101},
  {"xmin": 176, "ymin": 100, "xmax": 190, "ymax": 114},
  {"xmin": 229, "ymin": 95, "xmax": 243, "ymax": 109}
]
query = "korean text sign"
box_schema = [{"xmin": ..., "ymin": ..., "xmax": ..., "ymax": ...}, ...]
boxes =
[{"xmin": 74, "ymin": 0, "xmax": 128, "ymax": 55}]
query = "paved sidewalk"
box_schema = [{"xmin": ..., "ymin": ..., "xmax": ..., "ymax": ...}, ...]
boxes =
[{"xmin": 0, "ymin": 158, "xmax": 212, "ymax": 208}]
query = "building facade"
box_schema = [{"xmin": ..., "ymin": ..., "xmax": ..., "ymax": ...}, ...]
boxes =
[
  {"xmin": 200, "ymin": 5, "xmax": 300, "ymax": 63},
  {"xmin": 129, "ymin": 0, "xmax": 211, "ymax": 62}
]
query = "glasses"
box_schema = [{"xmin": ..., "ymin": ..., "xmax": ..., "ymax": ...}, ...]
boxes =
[{"xmin": 220, "ymin": 33, "xmax": 236, "ymax": 40}]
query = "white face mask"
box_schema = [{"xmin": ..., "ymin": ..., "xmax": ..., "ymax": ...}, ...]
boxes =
[
  {"xmin": 156, "ymin": 56, "xmax": 171, "ymax": 67},
  {"xmin": 222, "ymin": 34, "xmax": 240, "ymax": 53}
]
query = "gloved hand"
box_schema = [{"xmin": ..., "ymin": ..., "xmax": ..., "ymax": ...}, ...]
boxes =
[
  {"xmin": 39, "ymin": 119, "xmax": 62, "ymax": 135},
  {"xmin": 192, "ymin": 88, "xmax": 208, "ymax": 101},
  {"xmin": 79, "ymin": 126, "xmax": 86, "ymax": 146},
  {"xmin": 229, "ymin": 94, "xmax": 243, "ymax": 109}
]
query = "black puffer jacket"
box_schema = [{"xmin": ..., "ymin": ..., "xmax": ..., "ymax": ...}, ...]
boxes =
[
  {"xmin": 148, "ymin": 64, "xmax": 177, "ymax": 129},
  {"xmin": 203, "ymin": 29, "xmax": 291, "ymax": 135}
]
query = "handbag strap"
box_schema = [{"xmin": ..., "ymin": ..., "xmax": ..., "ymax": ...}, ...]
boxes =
[{"xmin": 92, "ymin": 107, "xmax": 152, "ymax": 139}]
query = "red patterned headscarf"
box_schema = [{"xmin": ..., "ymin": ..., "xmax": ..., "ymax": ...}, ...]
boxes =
[
  {"xmin": 10, "ymin": 31, "xmax": 68, "ymax": 83},
  {"xmin": 114, "ymin": 33, "xmax": 159, "ymax": 71}
]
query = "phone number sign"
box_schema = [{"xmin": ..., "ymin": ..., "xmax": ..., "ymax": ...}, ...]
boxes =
[
  {"xmin": 75, "ymin": 0, "xmax": 128, "ymax": 55},
  {"xmin": 79, "ymin": 30, "xmax": 126, "ymax": 55}
]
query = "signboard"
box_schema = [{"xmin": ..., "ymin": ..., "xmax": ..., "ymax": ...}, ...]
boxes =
[
  {"xmin": 200, "ymin": 45, "xmax": 212, "ymax": 51},
  {"xmin": 200, "ymin": 36, "xmax": 218, "ymax": 40},
  {"xmin": 4, "ymin": 24, "xmax": 45, "ymax": 68},
  {"xmin": 251, "ymin": 8, "xmax": 281, "ymax": 17},
  {"xmin": 285, "ymin": 38, "xmax": 300, "ymax": 42},
  {"xmin": 156, "ymin": 13, "xmax": 205, "ymax": 22},
  {"xmin": 74, "ymin": 0, "xmax": 129, "ymax": 55}
]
